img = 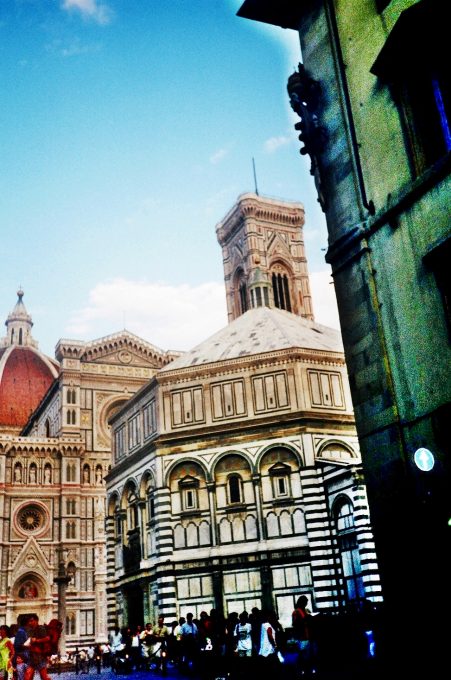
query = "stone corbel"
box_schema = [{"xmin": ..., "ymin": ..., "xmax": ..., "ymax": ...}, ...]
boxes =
[{"xmin": 287, "ymin": 63, "xmax": 328, "ymax": 212}]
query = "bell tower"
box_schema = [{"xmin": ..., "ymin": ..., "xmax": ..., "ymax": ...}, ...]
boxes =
[{"xmin": 215, "ymin": 193, "xmax": 314, "ymax": 322}]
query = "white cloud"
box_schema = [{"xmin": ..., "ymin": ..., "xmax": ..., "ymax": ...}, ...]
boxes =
[
  {"xmin": 210, "ymin": 148, "xmax": 229, "ymax": 165},
  {"xmin": 61, "ymin": 0, "xmax": 112, "ymax": 25},
  {"xmin": 61, "ymin": 41, "xmax": 101, "ymax": 58},
  {"xmin": 264, "ymin": 135, "xmax": 292, "ymax": 153},
  {"xmin": 46, "ymin": 38, "xmax": 101, "ymax": 58},
  {"xmin": 65, "ymin": 271, "xmax": 341, "ymax": 355},
  {"xmin": 65, "ymin": 278, "xmax": 228, "ymax": 351},
  {"xmin": 309, "ymin": 269, "xmax": 341, "ymax": 330}
]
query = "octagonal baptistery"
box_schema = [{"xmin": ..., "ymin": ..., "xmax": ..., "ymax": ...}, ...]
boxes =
[
  {"xmin": 0, "ymin": 291, "xmax": 59, "ymax": 433},
  {"xmin": 107, "ymin": 304, "xmax": 382, "ymax": 630}
]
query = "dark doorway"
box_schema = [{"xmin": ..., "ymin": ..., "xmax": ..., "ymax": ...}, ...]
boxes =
[{"xmin": 124, "ymin": 584, "xmax": 144, "ymax": 629}]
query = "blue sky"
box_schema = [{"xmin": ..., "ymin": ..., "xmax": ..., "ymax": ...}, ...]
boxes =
[{"xmin": 0, "ymin": 0, "xmax": 339, "ymax": 357}]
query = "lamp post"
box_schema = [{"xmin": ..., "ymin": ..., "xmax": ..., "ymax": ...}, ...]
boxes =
[{"xmin": 53, "ymin": 561, "xmax": 71, "ymax": 656}]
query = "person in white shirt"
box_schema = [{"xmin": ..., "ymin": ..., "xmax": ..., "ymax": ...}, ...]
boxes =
[
  {"xmin": 109, "ymin": 627, "xmax": 123, "ymax": 672},
  {"xmin": 258, "ymin": 611, "xmax": 279, "ymax": 671},
  {"xmin": 130, "ymin": 626, "xmax": 143, "ymax": 671},
  {"xmin": 235, "ymin": 611, "xmax": 252, "ymax": 658}
]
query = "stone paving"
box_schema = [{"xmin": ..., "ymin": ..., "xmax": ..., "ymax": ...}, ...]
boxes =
[
  {"xmin": 47, "ymin": 664, "xmax": 188, "ymax": 680},
  {"xmin": 43, "ymin": 659, "xmax": 374, "ymax": 680},
  {"xmin": 41, "ymin": 645, "xmax": 388, "ymax": 680}
]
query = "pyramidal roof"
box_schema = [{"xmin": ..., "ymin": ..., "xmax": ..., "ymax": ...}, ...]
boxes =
[{"xmin": 162, "ymin": 306, "xmax": 343, "ymax": 371}]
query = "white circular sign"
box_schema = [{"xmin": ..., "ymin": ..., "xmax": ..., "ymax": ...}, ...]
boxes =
[{"xmin": 414, "ymin": 447, "xmax": 435, "ymax": 472}]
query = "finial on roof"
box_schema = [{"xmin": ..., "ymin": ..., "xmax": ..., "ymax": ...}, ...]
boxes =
[
  {"xmin": 1, "ymin": 288, "xmax": 37, "ymax": 349},
  {"xmin": 252, "ymin": 157, "xmax": 259, "ymax": 196}
]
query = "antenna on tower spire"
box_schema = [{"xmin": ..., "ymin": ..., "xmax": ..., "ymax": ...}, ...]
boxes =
[{"xmin": 252, "ymin": 157, "xmax": 259, "ymax": 196}]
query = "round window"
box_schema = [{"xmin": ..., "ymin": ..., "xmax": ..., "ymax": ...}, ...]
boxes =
[{"xmin": 17, "ymin": 504, "xmax": 45, "ymax": 533}]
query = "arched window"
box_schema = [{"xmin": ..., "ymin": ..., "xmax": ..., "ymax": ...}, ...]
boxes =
[
  {"xmin": 334, "ymin": 498, "xmax": 364, "ymax": 603},
  {"xmin": 239, "ymin": 281, "xmax": 248, "ymax": 314},
  {"xmin": 228, "ymin": 475, "xmax": 242, "ymax": 504},
  {"xmin": 234, "ymin": 268, "xmax": 248, "ymax": 316},
  {"xmin": 45, "ymin": 419, "xmax": 51, "ymax": 437},
  {"xmin": 66, "ymin": 498, "xmax": 76, "ymax": 514},
  {"xmin": 146, "ymin": 482, "xmax": 155, "ymax": 521},
  {"xmin": 66, "ymin": 521, "xmax": 76, "ymax": 539},
  {"xmin": 66, "ymin": 463, "xmax": 76, "ymax": 483},
  {"xmin": 67, "ymin": 388, "xmax": 77, "ymax": 404},
  {"xmin": 272, "ymin": 272, "xmax": 292, "ymax": 311},
  {"xmin": 126, "ymin": 487, "xmax": 139, "ymax": 530},
  {"xmin": 19, "ymin": 328, "xmax": 23, "ymax": 345}
]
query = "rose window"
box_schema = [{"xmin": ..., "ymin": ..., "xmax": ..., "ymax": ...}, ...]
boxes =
[{"xmin": 17, "ymin": 505, "xmax": 44, "ymax": 532}]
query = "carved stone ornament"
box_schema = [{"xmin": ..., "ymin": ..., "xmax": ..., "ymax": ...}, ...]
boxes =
[
  {"xmin": 287, "ymin": 63, "xmax": 328, "ymax": 212},
  {"xmin": 25, "ymin": 552, "xmax": 38, "ymax": 568},
  {"xmin": 17, "ymin": 504, "xmax": 45, "ymax": 532}
]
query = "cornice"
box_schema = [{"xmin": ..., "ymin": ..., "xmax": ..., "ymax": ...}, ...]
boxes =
[
  {"xmin": 56, "ymin": 330, "xmax": 182, "ymax": 365},
  {"xmin": 157, "ymin": 346, "xmax": 345, "ymax": 384},
  {"xmin": 156, "ymin": 410, "xmax": 355, "ymax": 449},
  {"xmin": 216, "ymin": 193, "xmax": 305, "ymax": 245},
  {"xmin": 0, "ymin": 435, "xmax": 84, "ymax": 455}
]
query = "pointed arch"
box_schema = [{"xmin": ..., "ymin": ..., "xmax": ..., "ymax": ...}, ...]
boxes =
[{"xmin": 269, "ymin": 259, "xmax": 294, "ymax": 312}]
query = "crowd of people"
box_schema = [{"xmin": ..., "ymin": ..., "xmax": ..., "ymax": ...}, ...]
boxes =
[
  {"xmin": 0, "ymin": 614, "xmax": 62, "ymax": 680},
  {"xmin": 101, "ymin": 605, "xmax": 306, "ymax": 678},
  {"xmin": 0, "ymin": 599, "xmax": 376, "ymax": 679}
]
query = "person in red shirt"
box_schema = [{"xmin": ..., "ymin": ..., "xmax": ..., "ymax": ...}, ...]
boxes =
[{"xmin": 292, "ymin": 596, "xmax": 316, "ymax": 676}]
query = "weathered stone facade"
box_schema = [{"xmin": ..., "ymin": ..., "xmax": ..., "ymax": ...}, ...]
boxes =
[{"xmin": 237, "ymin": 0, "xmax": 450, "ymax": 670}]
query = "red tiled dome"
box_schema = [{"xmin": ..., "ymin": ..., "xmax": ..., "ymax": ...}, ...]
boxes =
[{"xmin": 0, "ymin": 345, "xmax": 57, "ymax": 429}]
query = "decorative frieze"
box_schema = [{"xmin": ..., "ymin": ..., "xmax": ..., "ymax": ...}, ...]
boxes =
[{"xmin": 81, "ymin": 363, "xmax": 154, "ymax": 378}]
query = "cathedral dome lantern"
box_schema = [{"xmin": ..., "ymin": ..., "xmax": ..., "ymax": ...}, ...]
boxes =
[
  {"xmin": 0, "ymin": 290, "xmax": 59, "ymax": 433},
  {"xmin": 4, "ymin": 288, "xmax": 36, "ymax": 348}
]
